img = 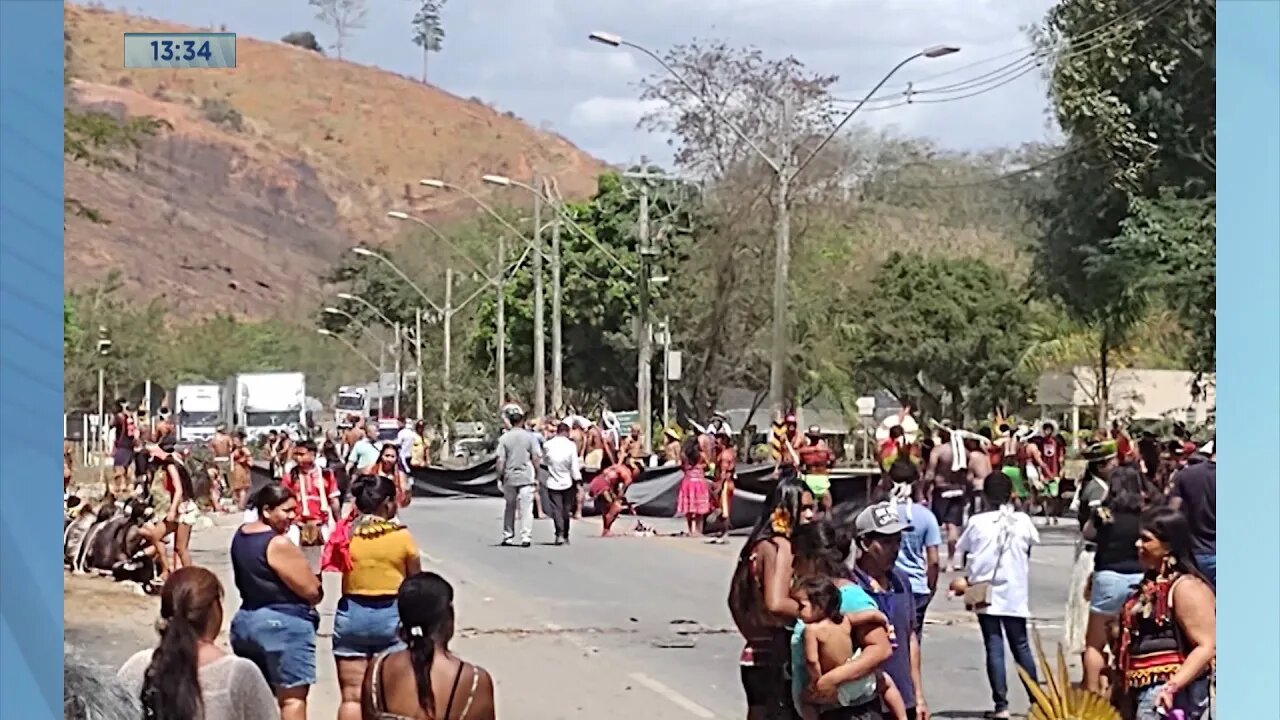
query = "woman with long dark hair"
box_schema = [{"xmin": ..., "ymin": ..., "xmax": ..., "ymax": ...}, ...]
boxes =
[
  {"xmin": 331, "ymin": 475, "xmax": 423, "ymax": 720},
  {"xmin": 676, "ymin": 435, "xmax": 712, "ymax": 537},
  {"xmin": 1081, "ymin": 465, "xmax": 1149, "ymax": 693},
  {"xmin": 728, "ymin": 478, "xmax": 816, "ymax": 720},
  {"xmin": 117, "ymin": 566, "xmax": 276, "ymax": 719},
  {"xmin": 788, "ymin": 521, "xmax": 898, "ymax": 720},
  {"xmin": 362, "ymin": 572, "xmax": 496, "ymax": 719},
  {"xmin": 138, "ymin": 443, "xmax": 199, "ymax": 580},
  {"xmin": 1114, "ymin": 506, "xmax": 1215, "ymax": 720},
  {"xmin": 373, "ymin": 442, "xmax": 412, "ymax": 509},
  {"xmin": 229, "ymin": 483, "xmax": 323, "ymax": 720}
]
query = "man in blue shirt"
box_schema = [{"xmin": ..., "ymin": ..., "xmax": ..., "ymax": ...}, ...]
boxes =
[
  {"xmin": 887, "ymin": 459, "xmax": 943, "ymax": 639},
  {"xmin": 848, "ymin": 501, "xmax": 931, "ymax": 720}
]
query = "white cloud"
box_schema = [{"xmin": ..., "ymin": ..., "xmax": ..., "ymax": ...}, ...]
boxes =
[{"xmin": 569, "ymin": 97, "xmax": 666, "ymax": 129}]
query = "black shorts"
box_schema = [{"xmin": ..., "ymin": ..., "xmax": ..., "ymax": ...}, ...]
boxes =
[
  {"xmin": 112, "ymin": 446, "xmax": 135, "ymax": 469},
  {"xmin": 932, "ymin": 491, "xmax": 966, "ymax": 527},
  {"xmin": 740, "ymin": 664, "xmax": 793, "ymax": 717}
]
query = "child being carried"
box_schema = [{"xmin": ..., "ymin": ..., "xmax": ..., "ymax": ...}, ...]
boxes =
[{"xmin": 793, "ymin": 577, "xmax": 908, "ymax": 720}]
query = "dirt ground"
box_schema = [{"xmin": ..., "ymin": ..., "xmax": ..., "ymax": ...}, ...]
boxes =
[{"xmin": 64, "ymin": 572, "xmax": 165, "ymax": 670}]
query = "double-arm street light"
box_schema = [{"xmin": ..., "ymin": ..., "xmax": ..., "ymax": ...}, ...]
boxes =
[
  {"xmin": 323, "ymin": 305, "xmax": 398, "ymax": 384},
  {"xmin": 589, "ymin": 31, "xmax": 958, "ymax": 416}
]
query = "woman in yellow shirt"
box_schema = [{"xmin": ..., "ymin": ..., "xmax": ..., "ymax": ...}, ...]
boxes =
[{"xmin": 330, "ymin": 474, "xmax": 422, "ymax": 720}]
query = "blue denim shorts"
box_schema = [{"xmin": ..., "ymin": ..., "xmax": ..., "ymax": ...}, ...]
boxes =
[
  {"xmin": 1090, "ymin": 570, "xmax": 1143, "ymax": 615},
  {"xmin": 230, "ymin": 605, "xmax": 318, "ymax": 689},
  {"xmin": 332, "ymin": 595, "xmax": 405, "ymax": 658}
]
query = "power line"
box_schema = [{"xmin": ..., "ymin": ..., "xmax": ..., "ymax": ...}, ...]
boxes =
[
  {"xmin": 882, "ymin": 140, "xmax": 1100, "ymax": 192},
  {"xmin": 830, "ymin": 0, "xmax": 1178, "ymax": 106}
]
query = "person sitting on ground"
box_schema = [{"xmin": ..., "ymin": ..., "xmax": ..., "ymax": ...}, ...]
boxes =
[
  {"xmin": 586, "ymin": 458, "xmax": 640, "ymax": 536},
  {"xmin": 362, "ymin": 572, "xmax": 496, "ymax": 720},
  {"xmin": 118, "ymin": 566, "xmax": 277, "ymax": 720},
  {"xmin": 793, "ymin": 576, "xmax": 907, "ymax": 720}
]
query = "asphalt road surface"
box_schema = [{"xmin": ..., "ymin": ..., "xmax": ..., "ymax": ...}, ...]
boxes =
[{"xmin": 394, "ymin": 497, "xmax": 1081, "ymax": 720}]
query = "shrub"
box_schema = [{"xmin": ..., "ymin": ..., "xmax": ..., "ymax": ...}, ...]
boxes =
[
  {"xmin": 281, "ymin": 31, "xmax": 324, "ymax": 54},
  {"xmin": 200, "ymin": 97, "xmax": 244, "ymax": 132}
]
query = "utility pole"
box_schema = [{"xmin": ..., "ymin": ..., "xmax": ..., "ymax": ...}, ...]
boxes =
[
  {"xmin": 532, "ymin": 174, "xmax": 546, "ymax": 419},
  {"xmin": 393, "ymin": 323, "xmax": 402, "ymax": 418},
  {"xmin": 415, "ymin": 308, "xmax": 424, "ymax": 419},
  {"xmin": 768, "ymin": 96, "xmax": 794, "ymax": 417},
  {"xmin": 550, "ymin": 216, "xmax": 563, "ymax": 415},
  {"xmin": 443, "ymin": 267, "xmax": 454, "ymax": 447},
  {"xmin": 495, "ymin": 234, "xmax": 506, "ymax": 411},
  {"xmin": 660, "ymin": 316, "xmax": 672, "ymax": 428},
  {"xmin": 636, "ymin": 182, "xmax": 654, "ymax": 449}
]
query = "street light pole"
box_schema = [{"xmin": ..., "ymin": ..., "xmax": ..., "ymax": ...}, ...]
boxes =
[
  {"xmin": 495, "ymin": 231, "xmax": 506, "ymax": 411},
  {"xmin": 443, "ymin": 267, "xmax": 453, "ymax": 447},
  {"xmin": 550, "ymin": 216, "xmax": 563, "ymax": 414},
  {"xmin": 636, "ymin": 182, "xmax": 654, "ymax": 449},
  {"xmin": 415, "ymin": 309, "xmax": 423, "ymax": 419},
  {"xmin": 531, "ymin": 174, "xmax": 546, "ymax": 419},
  {"xmin": 588, "ymin": 31, "xmax": 958, "ymax": 416}
]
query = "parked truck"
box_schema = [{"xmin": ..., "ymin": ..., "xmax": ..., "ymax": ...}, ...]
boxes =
[
  {"xmin": 174, "ymin": 383, "xmax": 225, "ymax": 443},
  {"xmin": 334, "ymin": 385, "xmax": 370, "ymax": 428},
  {"xmin": 228, "ymin": 372, "xmax": 307, "ymax": 441}
]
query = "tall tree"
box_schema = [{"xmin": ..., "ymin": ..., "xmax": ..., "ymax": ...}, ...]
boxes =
[
  {"xmin": 1030, "ymin": 0, "xmax": 1215, "ymax": 419},
  {"xmin": 309, "ymin": 0, "xmax": 367, "ymax": 60},
  {"xmin": 635, "ymin": 41, "xmax": 852, "ymax": 412},
  {"xmin": 411, "ymin": 0, "xmax": 447, "ymax": 84},
  {"xmin": 843, "ymin": 252, "xmax": 1032, "ymax": 423}
]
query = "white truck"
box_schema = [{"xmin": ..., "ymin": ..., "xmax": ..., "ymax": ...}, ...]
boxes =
[
  {"xmin": 174, "ymin": 383, "xmax": 225, "ymax": 442},
  {"xmin": 230, "ymin": 372, "xmax": 307, "ymax": 440},
  {"xmin": 334, "ymin": 385, "xmax": 370, "ymax": 428}
]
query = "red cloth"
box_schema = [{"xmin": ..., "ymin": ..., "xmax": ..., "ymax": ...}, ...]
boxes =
[
  {"xmin": 320, "ymin": 509, "xmax": 357, "ymax": 574},
  {"xmin": 283, "ymin": 466, "xmax": 338, "ymax": 522},
  {"xmin": 797, "ymin": 445, "xmax": 833, "ymax": 472},
  {"xmin": 588, "ymin": 465, "xmax": 627, "ymax": 498},
  {"xmin": 676, "ymin": 463, "xmax": 711, "ymax": 516}
]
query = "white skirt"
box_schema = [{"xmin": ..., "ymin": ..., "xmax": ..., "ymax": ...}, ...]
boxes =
[{"xmin": 1064, "ymin": 540, "xmax": 1095, "ymax": 655}]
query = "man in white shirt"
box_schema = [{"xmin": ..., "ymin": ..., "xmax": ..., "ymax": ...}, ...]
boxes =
[
  {"xmin": 395, "ymin": 417, "xmax": 418, "ymax": 473},
  {"xmin": 955, "ymin": 471, "xmax": 1041, "ymax": 719},
  {"xmin": 542, "ymin": 422, "xmax": 582, "ymax": 545}
]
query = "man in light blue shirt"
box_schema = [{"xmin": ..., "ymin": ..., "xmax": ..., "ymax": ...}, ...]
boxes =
[
  {"xmin": 345, "ymin": 423, "xmax": 380, "ymax": 476},
  {"xmin": 887, "ymin": 459, "xmax": 943, "ymax": 639}
]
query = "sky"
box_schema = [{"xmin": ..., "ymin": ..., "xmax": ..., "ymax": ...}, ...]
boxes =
[{"xmin": 95, "ymin": 0, "xmax": 1064, "ymax": 165}]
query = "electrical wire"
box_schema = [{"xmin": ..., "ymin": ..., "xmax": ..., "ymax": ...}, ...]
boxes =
[
  {"xmin": 830, "ymin": 0, "xmax": 1179, "ymax": 106},
  {"xmin": 880, "ymin": 139, "xmax": 1102, "ymax": 192}
]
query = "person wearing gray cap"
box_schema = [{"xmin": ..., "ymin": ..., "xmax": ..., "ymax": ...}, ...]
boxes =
[{"xmin": 845, "ymin": 502, "xmax": 930, "ymax": 720}]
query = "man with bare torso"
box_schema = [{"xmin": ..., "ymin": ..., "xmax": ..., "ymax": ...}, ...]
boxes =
[
  {"xmin": 964, "ymin": 435, "xmax": 993, "ymax": 516},
  {"xmin": 709, "ymin": 431, "xmax": 737, "ymax": 544},
  {"xmin": 925, "ymin": 428, "xmax": 968, "ymax": 571},
  {"xmin": 208, "ymin": 425, "xmax": 234, "ymax": 512}
]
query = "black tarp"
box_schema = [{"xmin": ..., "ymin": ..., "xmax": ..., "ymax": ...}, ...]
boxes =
[{"xmin": 253, "ymin": 459, "xmax": 881, "ymax": 530}]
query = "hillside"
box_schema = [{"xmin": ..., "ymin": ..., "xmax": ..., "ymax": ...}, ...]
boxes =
[{"xmin": 63, "ymin": 4, "xmax": 609, "ymax": 317}]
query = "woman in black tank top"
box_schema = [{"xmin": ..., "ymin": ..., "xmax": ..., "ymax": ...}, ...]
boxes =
[{"xmin": 363, "ymin": 572, "xmax": 495, "ymax": 719}]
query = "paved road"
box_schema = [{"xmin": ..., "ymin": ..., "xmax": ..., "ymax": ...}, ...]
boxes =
[{"xmin": 393, "ymin": 497, "xmax": 1081, "ymax": 720}]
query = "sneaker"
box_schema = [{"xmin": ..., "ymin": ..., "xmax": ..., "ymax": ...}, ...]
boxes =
[
  {"xmin": 500, "ymin": 539, "xmax": 516, "ymax": 547},
  {"xmin": 553, "ymin": 537, "xmax": 564, "ymax": 546},
  {"xmin": 520, "ymin": 540, "xmax": 532, "ymax": 548}
]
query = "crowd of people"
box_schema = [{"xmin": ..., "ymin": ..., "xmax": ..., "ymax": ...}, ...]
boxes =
[
  {"xmin": 67, "ymin": 396, "xmax": 1215, "ymax": 720},
  {"xmin": 726, "ymin": 413, "xmax": 1216, "ymax": 720}
]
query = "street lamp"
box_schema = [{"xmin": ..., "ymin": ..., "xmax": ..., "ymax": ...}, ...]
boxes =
[
  {"xmin": 416, "ymin": 180, "xmax": 526, "ymax": 413},
  {"xmin": 316, "ymin": 328, "xmax": 380, "ymax": 373},
  {"xmin": 591, "ymin": 31, "xmax": 958, "ymax": 415}
]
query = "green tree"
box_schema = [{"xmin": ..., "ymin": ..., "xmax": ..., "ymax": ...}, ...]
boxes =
[
  {"xmin": 411, "ymin": 0, "xmax": 447, "ymax": 83},
  {"xmin": 468, "ymin": 171, "xmax": 695, "ymax": 410},
  {"xmin": 845, "ymin": 252, "xmax": 1032, "ymax": 422},
  {"xmin": 1030, "ymin": 0, "xmax": 1216, "ymax": 416}
]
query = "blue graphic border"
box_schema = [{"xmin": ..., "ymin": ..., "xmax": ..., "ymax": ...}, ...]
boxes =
[
  {"xmin": 1217, "ymin": 2, "xmax": 1279, "ymax": 718},
  {"xmin": 0, "ymin": 1, "xmax": 67, "ymax": 718}
]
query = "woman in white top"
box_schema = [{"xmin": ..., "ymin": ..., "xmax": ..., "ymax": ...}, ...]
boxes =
[
  {"xmin": 118, "ymin": 566, "xmax": 279, "ymax": 720},
  {"xmin": 953, "ymin": 471, "xmax": 1041, "ymax": 720}
]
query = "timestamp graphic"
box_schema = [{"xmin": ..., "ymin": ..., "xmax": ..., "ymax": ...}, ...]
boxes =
[{"xmin": 123, "ymin": 32, "xmax": 236, "ymax": 69}]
